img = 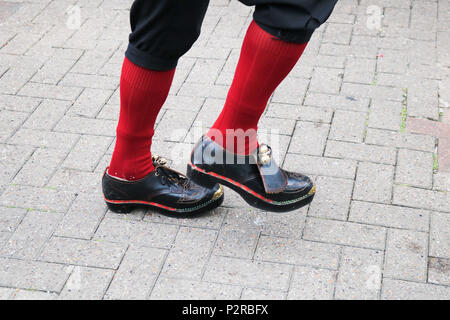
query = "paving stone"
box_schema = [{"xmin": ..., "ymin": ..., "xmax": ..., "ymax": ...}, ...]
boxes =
[
  {"xmin": 10, "ymin": 290, "xmax": 58, "ymax": 300},
  {"xmin": 240, "ymin": 288, "xmax": 285, "ymax": 300},
  {"xmin": 0, "ymin": 207, "xmax": 27, "ymax": 233},
  {"xmin": 214, "ymin": 209, "xmax": 263, "ymax": 259},
  {"xmin": 325, "ymin": 141, "xmax": 396, "ymax": 165},
  {"xmin": 384, "ymin": 229, "xmax": 428, "ymax": 282},
  {"xmin": 309, "ymin": 176, "xmax": 353, "ymax": 220},
  {"xmin": 322, "ymin": 23, "xmax": 352, "ymax": 44},
  {"xmin": 287, "ymin": 266, "xmax": 336, "ymax": 300},
  {"xmin": 430, "ymin": 212, "xmax": 450, "ymax": 259},
  {"xmin": 284, "ymin": 154, "xmax": 357, "ymax": 179},
  {"xmin": 94, "ymin": 218, "xmax": 178, "ymax": 249},
  {"xmin": 54, "ymin": 192, "xmax": 107, "ymax": 240},
  {"xmin": 0, "ymin": 110, "xmax": 28, "ymax": 142},
  {"xmin": 393, "ymin": 185, "xmax": 450, "ymax": 213},
  {"xmin": 433, "ymin": 172, "xmax": 450, "ymax": 191},
  {"xmin": 0, "ymin": 67, "xmax": 36, "ymax": 95},
  {"xmin": 309, "ymin": 67, "xmax": 343, "ymax": 94},
  {"xmin": 0, "ymin": 185, "xmax": 75, "ymax": 213},
  {"xmin": 150, "ymin": 277, "xmax": 241, "ymax": 300},
  {"xmin": 9, "ymin": 128, "xmax": 79, "ymax": 151},
  {"xmin": 31, "ymin": 58, "xmax": 76, "ymax": 84},
  {"xmin": 341, "ymin": 83, "xmax": 404, "ymax": 102},
  {"xmin": 428, "ymin": 257, "xmax": 450, "ymax": 286},
  {"xmin": 255, "ymin": 235, "xmax": 341, "ymax": 269},
  {"xmin": 329, "ymin": 110, "xmax": 367, "ymax": 143},
  {"xmin": 396, "ymin": 149, "xmax": 433, "ymax": 189},
  {"xmin": 23, "ymin": 99, "xmax": 69, "ymax": 130},
  {"xmin": 272, "ymin": 77, "xmax": 309, "ymax": 105},
  {"xmin": 13, "ymin": 148, "xmax": 68, "ymax": 187},
  {"xmin": 68, "ymin": 88, "xmax": 113, "ymax": 118},
  {"xmin": 39, "ymin": 237, "xmax": 127, "ymax": 269},
  {"xmin": 289, "ymin": 121, "xmax": 329, "ymax": 156},
  {"xmin": 54, "ymin": 115, "xmax": 116, "ymax": 136},
  {"xmin": 381, "ymin": 278, "xmax": 450, "ymax": 300},
  {"xmin": 59, "ymin": 266, "xmax": 114, "ymax": 300},
  {"xmin": 0, "ymin": 287, "xmax": 14, "ymax": 299},
  {"xmin": 18, "ymin": 83, "xmax": 82, "ymax": 101},
  {"xmin": 349, "ymin": 201, "xmax": 430, "ymax": 231},
  {"xmin": 105, "ymin": 245, "xmax": 166, "ymax": 300},
  {"xmin": 368, "ymin": 100, "xmax": 402, "ymax": 131},
  {"xmin": 204, "ymin": 255, "xmax": 292, "ymax": 291},
  {"xmin": 154, "ymin": 109, "xmax": 196, "ymax": 142},
  {"xmin": 62, "ymin": 135, "xmax": 112, "ymax": 171},
  {"xmin": 1, "ymin": 210, "xmax": 62, "ymax": 259},
  {"xmin": 163, "ymin": 227, "xmax": 217, "ymax": 279},
  {"xmin": 262, "ymin": 207, "xmax": 307, "ymax": 239},
  {"xmin": 344, "ymin": 57, "xmax": 376, "ymax": 84},
  {"xmin": 0, "ymin": 94, "xmax": 41, "ymax": 113},
  {"xmin": 335, "ymin": 247, "xmax": 383, "ymax": 300},
  {"xmin": 0, "ymin": 258, "xmax": 68, "ymax": 292},
  {"xmin": 365, "ymin": 128, "xmax": 435, "ymax": 152},
  {"xmin": 353, "ymin": 162, "xmax": 394, "ymax": 204},
  {"xmin": 303, "ymin": 217, "xmax": 386, "ymax": 250}
]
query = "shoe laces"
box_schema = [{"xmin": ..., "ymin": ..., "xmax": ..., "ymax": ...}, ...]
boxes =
[{"xmin": 152, "ymin": 154, "xmax": 189, "ymax": 188}]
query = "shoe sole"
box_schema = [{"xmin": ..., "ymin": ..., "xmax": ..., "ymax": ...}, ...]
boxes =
[
  {"xmin": 187, "ymin": 163, "xmax": 315, "ymax": 212},
  {"xmin": 104, "ymin": 186, "xmax": 224, "ymax": 218}
]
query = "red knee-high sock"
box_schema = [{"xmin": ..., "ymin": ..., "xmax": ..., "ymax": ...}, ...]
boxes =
[
  {"xmin": 108, "ymin": 57, "xmax": 175, "ymax": 181},
  {"xmin": 207, "ymin": 21, "xmax": 307, "ymax": 154}
]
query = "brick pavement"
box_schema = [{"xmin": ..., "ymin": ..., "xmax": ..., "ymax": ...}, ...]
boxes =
[{"xmin": 0, "ymin": 0, "xmax": 449, "ymax": 300}]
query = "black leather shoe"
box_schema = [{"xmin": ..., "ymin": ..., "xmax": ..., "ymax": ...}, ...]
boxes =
[
  {"xmin": 187, "ymin": 136, "xmax": 315, "ymax": 212},
  {"xmin": 102, "ymin": 155, "xmax": 224, "ymax": 216}
]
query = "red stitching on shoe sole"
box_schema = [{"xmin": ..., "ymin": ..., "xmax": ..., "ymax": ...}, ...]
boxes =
[
  {"xmin": 189, "ymin": 162, "xmax": 274, "ymax": 204},
  {"xmin": 104, "ymin": 197, "xmax": 176, "ymax": 211}
]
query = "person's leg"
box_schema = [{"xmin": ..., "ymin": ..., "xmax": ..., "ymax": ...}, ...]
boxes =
[
  {"xmin": 189, "ymin": 0, "xmax": 337, "ymax": 212},
  {"xmin": 104, "ymin": 0, "xmax": 224, "ymax": 216},
  {"xmin": 207, "ymin": 0, "xmax": 338, "ymax": 155},
  {"xmin": 108, "ymin": 0, "xmax": 210, "ymax": 181}
]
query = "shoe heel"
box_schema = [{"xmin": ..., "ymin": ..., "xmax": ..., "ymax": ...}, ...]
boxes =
[
  {"xmin": 106, "ymin": 201, "xmax": 134, "ymax": 213},
  {"xmin": 187, "ymin": 164, "xmax": 218, "ymax": 189}
]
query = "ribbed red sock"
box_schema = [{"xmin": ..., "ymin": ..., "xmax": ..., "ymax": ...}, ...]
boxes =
[
  {"xmin": 108, "ymin": 57, "xmax": 175, "ymax": 181},
  {"xmin": 207, "ymin": 21, "xmax": 307, "ymax": 154}
]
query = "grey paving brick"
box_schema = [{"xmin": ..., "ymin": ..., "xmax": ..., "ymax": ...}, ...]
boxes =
[
  {"xmin": 407, "ymin": 80, "xmax": 439, "ymax": 120},
  {"xmin": 259, "ymin": 116, "xmax": 296, "ymax": 136},
  {"xmin": 322, "ymin": 23, "xmax": 353, "ymax": 44},
  {"xmin": 31, "ymin": 58, "xmax": 75, "ymax": 84},
  {"xmin": 381, "ymin": 278, "xmax": 450, "ymax": 300},
  {"xmin": 365, "ymin": 128, "xmax": 435, "ymax": 153},
  {"xmin": 13, "ymin": 148, "xmax": 68, "ymax": 187},
  {"xmin": 0, "ymin": 94, "xmax": 41, "ymax": 113},
  {"xmin": 0, "ymin": 185, "xmax": 75, "ymax": 213},
  {"xmin": 430, "ymin": 212, "xmax": 450, "ymax": 259},
  {"xmin": 0, "ymin": 287, "xmax": 14, "ymax": 299},
  {"xmin": 368, "ymin": 100, "xmax": 403, "ymax": 131},
  {"xmin": 0, "ymin": 207, "xmax": 27, "ymax": 233},
  {"xmin": 68, "ymin": 88, "xmax": 113, "ymax": 118},
  {"xmin": 335, "ymin": 247, "xmax": 383, "ymax": 300},
  {"xmin": 240, "ymin": 288, "xmax": 285, "ymax": 300},
  {"xmin": 0, "ymin": 110, "xmax": 28, "ymax": 142},
  {"xmin": 62, "ymin": 135, "xmax": 112, "ymax": 171},
  {"xmin": 54, "ymin": 115, "xmax": 116, "ymax": 136},
  {"xmin": 393, "ymin": 185, "xmax": 450, "ymax": 213},
  {"xmin": 344, "ymin": 57, "xmax": 376, "ymax": 84},
  {"xmin": 0, "ymin": 67, "xmax": 36, "ymax": 95},
  {"xmin": 289, "ymin": 121, "xmax": 329, "ymax": 156},
  {"xmin": 150, "ymin": 277, "xmax": 242, "ymax": 300},
  {"xmin": 303, "ymin": 217, "xmax": 386, "ymax": 250},
  {"xmin": 214, "ymin": 209, "xmax": 263, "ymax": 259},
  {"xmin": 309, "ymin": 176, "xmax": 353, "ymax": 220},
  {"xmin": 262, "ymin": 207, "xmax": 307, "ymax": 239},
  {"xmin": 284, "ymin": 154, "xmax": 357, "ymax": 179},
  {"xmin": 384, "ymin": 229, "xmax": 428, "ymax": 282},
  {"xmin": 23, "ymin": 99, "xmax": 70, "ymax": 130},
  {"xmin": 329, "ymin": 110, "xmax": 367, "ymax": 143},
  {"xmin": 59, "ymin": 266, "xmax": 114, "ymax": 300},
  {"xmin": 341, "ymin": 83, "xmax": 404, "ymax": 102},
  {"xmin": 349, "ymin": 201, "xmax": 430, "ymax": 231},
  {"xmin": 353, "ymin": 162, "xmax": 394, "ymax": 204},
  {"xmin": 0, "ymin": 144, "xmax": 34, "ymax": 187},
  {"xmin": 1, "ymin": 210, "xmax": 62, "ymax": 259},
  {"xmin": 18, "ymin": 83, "xmax": 82, "ymax": 101},
  {"xmin": 0, "ymin": 258, "xmax": 68, "ymax": 292},
  {"xmin": 94, "ymin": 218, "xmax": 178, "ymax": 249},
  {"xmin": 204, "ymin": 255, "xmax": 292, "ymax": 291},
  {"xmin": 10, "ymin": 289, "xmax": 57, "ymax": 300},
  {"xmin": 272, "ymin": 77, "xmax": 309, "ymax": 105},
  {"xmin": 309, "ymin": 67, "xmax": 343, "ymax": 94},
  {"xmin": 255, "ymin": 235, "xmax": 341, "ymax": 269},
  {"xmin": 287, "ymin": 266, "xmax": 336, "ymax": 300},
  {"xmin": 433, "ymin": 172, "xmax": 450, "ymax": 191},
  {"xmin": 325, "ymin": 141, "xmax": 396, "ymax": 165},
  {"xmin": 54, "ymin": 192, "xmax": 107, "ymax": 240},
  {"xmin": 305, "ymin": 92, "xmax": 370, "ymax": 112},
  {"xmin": 428, "ymin": 257, "xmax": 450, "ymax": 286},
  {"xmin": 105, "ymin": 245, "xmax": 166, "ymax": 300},
  {"xmin": 9, "ymin": 128, "xmax": 79, "ymax": 150},
  {"xmin": 39, "ymin": 237, "xmax": 127, "ymax": 269},
  {"xmin": 154, "ymin": 109, "xmax": 196, "ymax": 142},
  {"xmin": 396, "ymin": 149, "xmax": 433, "ymax": 189},
  {"xmin": 163, "ymin": 227, "xmax": 217, "ymax": 279},
  {"xmin": 60, "ymin": 73, "xmax": 118, "ymax": 90}
]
